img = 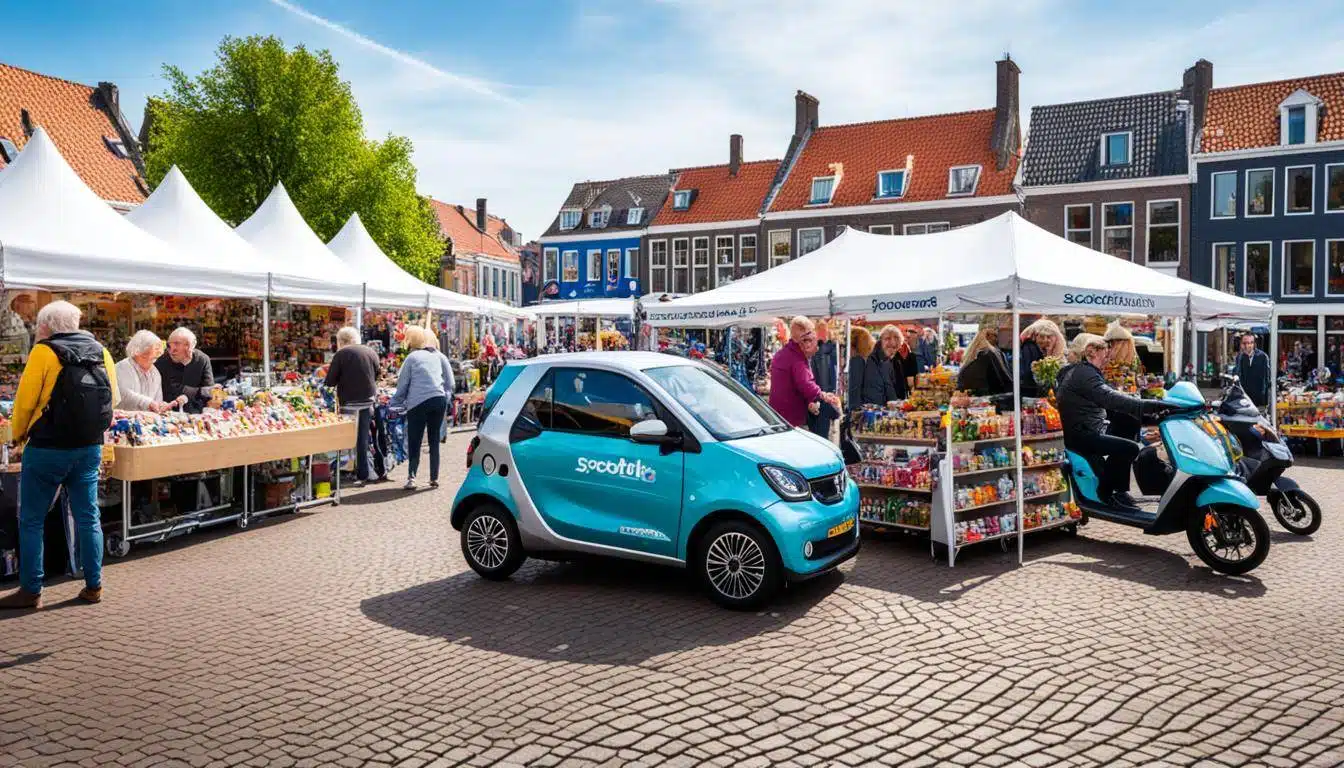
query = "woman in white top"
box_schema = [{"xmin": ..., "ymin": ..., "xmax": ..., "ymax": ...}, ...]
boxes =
[{"xmin": 115, "ymin": 330, "xmax": 174, "ymax": 413}]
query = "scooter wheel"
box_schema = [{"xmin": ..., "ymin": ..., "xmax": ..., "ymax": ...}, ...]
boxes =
[
  {"xmin": 1270, "ymin": 490, "xmax": 1322, "ymax": 536},
  {"xmin": 1186, "ymin": 505, "xmax": 1270, "ymax": 576}
]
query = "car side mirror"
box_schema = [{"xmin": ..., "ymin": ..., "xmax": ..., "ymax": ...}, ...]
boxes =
[{"xmin": 630, "ymin": 419, "xmax": 677, "ymax": 445}]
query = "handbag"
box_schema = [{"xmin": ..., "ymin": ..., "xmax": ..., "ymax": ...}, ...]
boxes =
[{"xmin": 839, "ymin": 415, "xmax": 862, "ymax": 466}]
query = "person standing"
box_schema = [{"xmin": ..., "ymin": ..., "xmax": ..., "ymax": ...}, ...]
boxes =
[
  {"xmin": 156, "ymin": 327, "xmax": 213, "ymax": 413},
  {"xmin": 0, "ymin": 301, "xmax": 119, "ymax": 609},
  {"xmin": 956, "ymin": 327, "xmax": 1014, "ymax": 396},
  {"xmin": 874, "ymin": 326, "xmax": 910, "ymax": 401},
  {"xmin": 769, "ymin": 316, "xmax": 838, "ymax": 428},
  {"xmin": 1018, "ymin": 318, "xmax": 1066, "ymax": 399},
  {"xmin": 325, "ymin": 327, "xmax": 381, "ymax": 486},
  {"xmin": 391, "ymin": 327, "xmax": 455, "ymax": 490},
  {"xmin": 807, "ymin": 319, "xmax": 840, "ymax": 439},
  {"xmin": 115, "ymin": 330, "xmax": 172, "ymax": 413},
  {"xmin": 1236, "ymin": 333, "xmax": 1272, "ymax": 409},
  {"xmin": 915, "ymin": 326, "xmax": 939, "ymax": 373},
  {"xmin": 848, "ymin": 326, "xmax": 896, "ymax": 408}
]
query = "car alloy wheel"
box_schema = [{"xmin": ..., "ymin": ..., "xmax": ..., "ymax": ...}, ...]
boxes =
[
  {"xmin": 705, "ymin": 531, "xmax": 766, "ymax": 600},
  {"xmin": 466, "ymin": 514, "xmax": 510, "ymax": 570}
]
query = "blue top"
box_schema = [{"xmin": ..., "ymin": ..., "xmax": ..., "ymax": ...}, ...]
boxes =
[{"xmin": 391, "ymin": 349, "xmax": 455, "ymax": 412}]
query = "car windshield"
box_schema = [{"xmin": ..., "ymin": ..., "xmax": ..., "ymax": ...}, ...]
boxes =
[{"xmin": 644, "ymin": 363, "xmax": 788, "ymax": 440}]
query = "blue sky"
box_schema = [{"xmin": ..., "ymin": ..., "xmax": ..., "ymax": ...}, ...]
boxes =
[{"xmin": 3, "ymin": 0, "xmax": 1344, "ymax": 238}]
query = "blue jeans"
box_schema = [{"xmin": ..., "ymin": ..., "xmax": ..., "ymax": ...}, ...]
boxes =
[
  {"xmin": 19, "ymin": 445, "xmax": 103, "ymax": 594},
  {"xmin": 406, "ymin": 397, "xmax": 447, "ymax": 482}
]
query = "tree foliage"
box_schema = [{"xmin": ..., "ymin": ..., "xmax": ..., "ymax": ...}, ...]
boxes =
[{"xmin": 143, "ymin": 35, "xmax": 444, "ymax": 282}]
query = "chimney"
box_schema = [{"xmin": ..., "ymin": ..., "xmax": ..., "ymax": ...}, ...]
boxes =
[
  {"xmin": 96, "ymin": 82, "xmax": 120, "ymax": 112},
  {"xmin": 729, "ymin": 134, "xmax": 743, "ymax": 176},
  {"xmin": 794, "ymin": 91, "xmax": 819, "ymax": 140},
  {"xmin": 19, "ymin": 108, "xmax": 33, "ymax": 137},
  {"xmin": 1181, "ymin": 59, "xmax": 1214, "ymax": 144},
  {"xmin": 992, "ymin": 55, "xmax": 1021, "ymax": 171},
  {"xmin": 476, "ymin": 198, "xmax": 487, "ymax": 232}
]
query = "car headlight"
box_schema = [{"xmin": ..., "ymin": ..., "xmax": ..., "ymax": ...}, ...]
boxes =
[{"xmin": 760, "ymin": 464, "xmax": 811, "ymax": 502}]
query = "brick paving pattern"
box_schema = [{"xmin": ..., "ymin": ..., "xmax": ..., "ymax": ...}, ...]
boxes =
[{"xmin": 2, "ymin": 432, "xmax": 1343, "ymax": 767}]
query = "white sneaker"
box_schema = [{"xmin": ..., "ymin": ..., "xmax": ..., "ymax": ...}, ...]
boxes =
[{"xmin": 403, "ymin": 478, "xmax": 416, "ymax": 490}]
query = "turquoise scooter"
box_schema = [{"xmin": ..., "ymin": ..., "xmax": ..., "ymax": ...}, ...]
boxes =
[{"xmin": 1066, "ymin": 381, "xmax": 1270, "ymax": 575}]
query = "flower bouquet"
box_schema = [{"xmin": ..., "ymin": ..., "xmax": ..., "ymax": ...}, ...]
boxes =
[{"xmin": 1031, "ymin": 355, "xmax": 1064, "ymax": 391}]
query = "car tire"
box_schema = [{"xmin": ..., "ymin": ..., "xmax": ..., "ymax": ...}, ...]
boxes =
[
  {"xmin": 461, "ymin": 502, "xmax": 525, "ymax": 580},
  {"xmin": 696, "ymin": 520, "xmax": 782, "ymax": 611}
]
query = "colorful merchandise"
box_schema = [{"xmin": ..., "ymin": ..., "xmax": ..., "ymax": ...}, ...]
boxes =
[
  {"xmin": 954, "ymin": 476, "xmax": 1016, "ymax": 511},
  {"xmin": 1023, "ymin": 501, "xmax": 1082, "ymax": 530},
  {"xmin": 951, "ymin": 445, "xmax": 1014, "ymax": 474},
  {"xmin": 1020, "ymin": 398, "xmax": 1062, "ymax": 435},
  {"xmin": 854, "ymin": 405, "xmax": 942, "ymax": 441},
  {"xmin": 859, "ymin": 492, "xmax": 931, "ymax": 528},
  {"xmin": 955, "ymin": 512, "xmax": 1018, "ymax": 544},
  {"xmin": 107, "ymin": 386, "xmax": 344, "ymax": 447},
  {"xmin": 1022, "ymin": 467, "xmax": 1066, "ymax": 497},
  {"xmin": 848, "ymin": 448, "xmax": 932, "ymax": 490}
]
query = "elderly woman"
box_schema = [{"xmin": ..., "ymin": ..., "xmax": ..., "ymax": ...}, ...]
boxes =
[
  {"xmin": 391, "ymin": 326, "xmax": 455, "ymax": 490},
  {"xmin": 115, "ymin": 330, "xmax": 171, "ymax": 413},
  {"xmin": 1018, "ymin": 318, "xmax": 1066, "ymax": 398},
  {"xmin": 1103, "ymin": 322, "xmax": 1145, "ymax": 441}
]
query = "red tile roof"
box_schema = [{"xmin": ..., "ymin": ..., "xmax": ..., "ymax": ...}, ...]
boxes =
[
  {"xmin": 652, "ymin": 159, "xmax": 780, "ymax": 226},
  {"xmin": 428, "ymin": 198, "xmax": 519, "ymax": 263},
  {"xmin": 768, "ymin": 109, "xmax": 1016, "ymax": 211},
  {"xmin": 1201, "ymin": 71, "xmax": 1344, "ymax": 153},
  {"xmin": 0, "ymin": 62, "xmax": 146, "ymax": 204}
]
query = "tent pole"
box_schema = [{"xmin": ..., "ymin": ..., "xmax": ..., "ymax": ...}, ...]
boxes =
[
  {"xmin": 1012, "ymin": 303, "xmax": 1024, "ymax": 566},
  {"xmin": 1270, "ymin": 308, "xmax": 1279, "ymax": 427},
  {"xmin": 842, "ymin": 318, "xmax": 851, "ymax": 415},
  {"xmin": 357, "ymin": 283, "xmax": 366, "ymax": 333},
  {"xmin": 263, "ymin": 273, "xmax": 272, "ymax": 387}
]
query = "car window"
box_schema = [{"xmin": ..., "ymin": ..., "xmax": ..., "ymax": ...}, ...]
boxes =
[
  {"xmin": 519, "ymin": 370, "xmax": 553, "ymax": 429},
  {"xmin": 644, "ymin": 363, "xmax": 787, "ymax": 440},
  {"xmin": 549, "ymin": 368, "xmax": 658, "ymax": 438}
]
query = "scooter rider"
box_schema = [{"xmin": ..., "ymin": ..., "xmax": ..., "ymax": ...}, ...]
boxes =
[{"xmin": 1057, "ymin": 334, "xmax": 1173, "ymax": 508}]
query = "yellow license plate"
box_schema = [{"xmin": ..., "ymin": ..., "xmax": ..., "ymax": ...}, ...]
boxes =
[{"xmin": 827, "ymin": 518, "xmax": 855, "ymax": 538}]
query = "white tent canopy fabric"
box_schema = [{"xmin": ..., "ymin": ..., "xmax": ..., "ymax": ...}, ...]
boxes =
[
  {"xmin": 645, "ymin": 212, "xmax": 1271, "ymax": 327},
  {"xmin": 0, "ymin": 128, "xmax": 259, "ymax": 298},
  {"xmin": 531, "ymin": 298, "xmax": 636, "ymax": 319},
  {"xmin": 327, "ymin": 213, "xmax": 477, "ymax": 314}
]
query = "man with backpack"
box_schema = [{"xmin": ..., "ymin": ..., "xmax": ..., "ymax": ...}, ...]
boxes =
[{"xmin": 0, "ymin": 301, "xmax": 118, "ymax": 610}]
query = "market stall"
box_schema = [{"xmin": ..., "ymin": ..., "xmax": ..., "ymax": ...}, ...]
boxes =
[{"xmin": 531, "ymin": 298, "xmax": 636, "ymax": 351}]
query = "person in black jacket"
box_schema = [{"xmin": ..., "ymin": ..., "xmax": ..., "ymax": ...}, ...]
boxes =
[
  {"xmin": 873, "ymin": 326, "xmax": 909, "ymax": 401},
  {"xmin": 807, "ymin": 320, "xmax": 840, "ymax": 438},
  {"xmin": 1018, "ymin": 318, "xmax": 1066, "ymax": 399},
  {"xmin": 156, "ymin": 327, "xmax": 214, "ymax": 413},
  {"xmin": 1234, "ymin": 333, "xmax": 1271, "ymax": 408},
  {"xmin": 956, "ymin": 327, "xmax": 1013, "ymax": 396},
  {"xmin": 848, "ymin": 326, "xmax": 897, "ymax": 408},
  {"xmin": 1057, "ymin": 334, "xmax": 1171, "ymax": 507}
]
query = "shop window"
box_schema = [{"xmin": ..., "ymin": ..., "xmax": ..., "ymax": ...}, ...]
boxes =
[
  {"xmin": 1244, "ymin": 242, "xmax": 1271, "ymax": 295},
  {"xmin": 798, "ymin": 228, "xmax": 824, "ymax": 256},
  {"xmin": 1064, "ymin": 205, "xmax": 1091, "ymax": 247},
  {"xmin": 692, "ymin": 237, "xmax": 710, "ymax": 293},
  {"xmin": 947, "ymin": 165, "xmax": 981, "ymax": 196},
  {"xmin": 1211, "ymin": 171, "xmax": 1237, "ymax": 218},
  {"xmin": 869, "ymin": 225, "xmax": 895, "ymax": 235},
  {"xmin": 1212, "ymin": 243, "xmax": 1237, "ymax": 294},
  {"xmin": 1102, "ymin": 132, "xmax": 1131, "ymax": 166},
  {"xmin": 1246, "ymin": 169, "xmax": 1275, "ymax": 217},
  {"xmin": 1329, "ymin": 240, "xmax": 1344, "ymax": 296},
  {"xmin": 606, "ymin": 248, "xmax": 621, "ymax": 284},
  {"xmin": 649, "ymin": 240, "xmax": 668, "ymax": 293},
  {"xmin": 1328, "ymin": 164, "xmax": 1344, "ymax": 212},
  {"xmin": 562, "ymin": 251, "xmax": 579, "ymax": 282},
  {"xmin": 559, "ymin": 210, "xmax": 580, "ymax": 230},
  {"xmin": 586, "ymin": 250, "xmax": 602, "ymax": 282},
  {"xmin": 876, "ymin": 170, "xmax": 905, "ymax": 199},
  {"xmin": 1101, "ymin": 202, "xmax": 1133, "ymax": 260},
  {"xmin": 672, "ymin": 239, "xmax": 690, "ymax": 293},
  {"xmin": 768, "ymin": 230, "xmax": 791, "ymax": 266},
  {"xmin": 1284, "ymin": 241, "xmax": 1315, "ymax": 296},
  {"xmin": 904, "ymin": 222, "xmax": 950, "ymax": 235},
  {"xmin": 543, "ymin": 247, "xmax": 559, "ymax": 283},
  {"xmin": 624, "ymin": 247, "xmax": 638, "ymax": 279},
  {"xmin": 739, "ymin": 234, "xmax": 758, "ymax": 266},
  {"xmin": 1286, "ymin": 166, "xmax": 1314, "ymax": 214},
  {"xmin": 550, "ymin": 368, "xmax": 658, "ymax": 438},
  {"xmin": 1145, "ymin": 200, "xmax": 1179, "ymax": 265},
  {"xmin": 809, "ymin": 176, "xmax": 836, "ymax": 205},
  {"xmin": 715, "ymin": 235, "xmax": 734, "ymax": 286}
]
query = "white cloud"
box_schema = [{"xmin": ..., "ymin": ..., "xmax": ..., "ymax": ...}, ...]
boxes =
[{"xmin": 273, "ymin": 0, "xmax": 1344, "ymax": 239}]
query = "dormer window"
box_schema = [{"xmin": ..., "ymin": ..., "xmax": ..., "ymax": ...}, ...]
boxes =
[
  {"xmin": 559, "ymin": 209, "xmax": 581, "ymax": 230},
  {"xmin": 589, "ymin": 207, "xmax": 610, "ymax": 228},
  {"xmin": 947, "ymin": 165, "xmax": 981, "ymax": 196},
  {"xmin": 1279, "ymin": 89, "xmax": 1321, "ymax": 146},
  {"xmin": 876, "ymin": 170, "xmax": 905, "ymax": 199},
  {"xmin": 0, "ymin": 137, "xmax": 17, "ymax": 163},
  {"xmin": 672, "ymin": 190, "xmax": 691, "ymax": 210},
  {"xmin": 104, "ymin": 136, "xmax": 130, "ymax": 159},
  {"xmin": 809, "ymin": 176, "xmax": 836, "ymax": 205},
  {"xmin": 626, "ymin": 207, "xmax": 644, "ymax": 225},
  {"xmin": 1287, "ymin": 107, "xmax": 1307, "ymax": 145},
  {"xmin": 1102, "ymin": 132, "xmax": 1131, "ymax": 166}
]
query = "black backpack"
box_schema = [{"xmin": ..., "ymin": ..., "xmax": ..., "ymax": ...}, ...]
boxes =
[{"xmin": 38, "ymin": 337, "xmax": 114, "ymax": 447}]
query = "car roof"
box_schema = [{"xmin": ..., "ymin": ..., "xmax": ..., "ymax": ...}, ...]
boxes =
[{"xmin": 512, "ymin": 351, "xmax": 695, "ymax": 373}]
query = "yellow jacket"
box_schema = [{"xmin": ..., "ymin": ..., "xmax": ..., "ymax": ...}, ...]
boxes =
[{"xmin": 12, "ymin": 341, "xmax": 120, "ymax": 444}]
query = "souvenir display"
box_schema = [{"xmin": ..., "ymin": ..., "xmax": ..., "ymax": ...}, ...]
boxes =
[
  {"xmin": 853, "ymin": 405, "xmax": 942, "ymax": 441},
  {"xmin": 951, "ymin": 409, "xmax": 1015, "ymax": 443},
  {"xmin": 1019, "ymin": 399, "xmax": 1063, "ymax": 436},
  {"xmin": 951, "ymin": 445, "xmax": 1013, "ymax": 474},
  {"xmin": 954, "ymin": 476, "xmax": 1016, "ymax": 511},
  {"xmin": 1022, "ymin": 468, "xmax": 1067, "ymax": 498},
  {"xmin": 859, "ymin": 493, "xmax": 930, "ymax": 529},
  {"xmin": 848, "ymin": 446, "xmax": 932, "ymax": 490},
  {"xmin": 955, "ymin": 512, "xmax": 1018, "ymax": 545},
  {"xmin": 1020, "ymin": 445, "xmax": 1066, "ymax": 467},
  {"xmin": 107, "ymin": 387, "xmax": 343, "ymax": 447},
  {"xmin": 1023, "ymin": 501, "xmax": 1082, "ymax": 530},
  {"xmin": 1277, "ymin": 390, "xmax": 1344, "ymax": 435}
]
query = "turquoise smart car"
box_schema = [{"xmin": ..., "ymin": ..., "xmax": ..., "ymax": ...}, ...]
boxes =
[{"xmin": 451, "ymin": 352, "xmax": 860, "ymax": 609}]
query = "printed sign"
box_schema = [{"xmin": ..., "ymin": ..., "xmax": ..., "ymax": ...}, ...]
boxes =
[
  {"xmin": 575, "ymin": 457, "xmax": 657, "ymax": 483},
  {"xmin": 1061, "ymin": 292, "xmax": 1157, "ymax": 309}
]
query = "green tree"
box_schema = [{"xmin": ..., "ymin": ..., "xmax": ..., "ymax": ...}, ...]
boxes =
[{"xmin": 144, "ymin": 35, "xmax": 444, "ymax": 282}]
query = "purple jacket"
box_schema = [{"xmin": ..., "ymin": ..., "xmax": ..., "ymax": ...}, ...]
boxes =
[{"xmin": 769, "ymin": 340, "xmax": 823, "ymax": 427}]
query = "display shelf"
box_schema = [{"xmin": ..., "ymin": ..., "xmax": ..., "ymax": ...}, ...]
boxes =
[
  {"xmin": 1022, "ymin": 461, "xmax": 1067, "ymax": 471},
  {"xmin": 854, "ymin": 434, "xmax": 938, "ymax": 446},
  {"xmin": 953, "ymin": 497, "xmax": 1017, "ymax": 514},
  {"xmin": 1022, "ymin": 432, "xmax": 1064, "ymax": 442},
  {"xmin": 953, "ymin": 464, "xmax": 1017, "ymax": 478},
  {"xmin": 1023, "ymin": 489, "xmax": 1068, "ymax": 503},
  {"xmin": 954, "ymin": 529, "xmax": 1018, "ymax": 549},
  {"xmin": 951, "ymin": 435, "xmax": 1017, "ymax": 447},
  {"xmin": 857, "ymin": 484, "xmax": 932, "ymax": 494},
  {"xmin": 110, "ymin": 421, "xmax": 356, "ymax": 481},
  {"xmin": 859, "ymin": 515, "xmax": 929, "ymax": 532},
  {"xmin": 1024, "ymin": 515, "xmax": 1078, "ymax": 533}
]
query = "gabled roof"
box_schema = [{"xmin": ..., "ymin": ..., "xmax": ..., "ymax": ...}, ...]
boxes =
[
  {"xmin": 1201, "ymin": 71, "xmax": 1344, "ymax": 153},
  {"xmin": 541, "ymin": 173, "xmax": 674, "ymax": 238},
  {"xmin": 1021, "ymin": 91, "xmax": 1190, "ymax": 187},
  {"xmin": 429, "ymin": 198, "xmax": 519, "ymax": 263},
  {"xmin": 0, "ymin": 62, "xmax": 145, "ymax": 205},
  {"xmin": 768, "ymin": 109, "xmax": 1017, "ymax": 212},
  {"xmin": 652, "ymin": 159, "xmax": 781, "ymax": 226}
]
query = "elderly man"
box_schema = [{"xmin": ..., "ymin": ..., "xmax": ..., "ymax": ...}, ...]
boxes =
[
  {"xmin": 0, "ymin": 301, "xmax": 118, "ymax": 609},
  {"xmin": 1235, "ymin": 333, "xmax": 1271, "ymax": 409},
  {"xmin": 769, "ymin": 316, "xmax": 839, "ymax": 428},
  {"xmin": 156, "ymin": 327, "xmax": 213, "ymax": 413},
  {"xmin": 325, "ymin": 326, "xmax": 381, "ymax": 485}
]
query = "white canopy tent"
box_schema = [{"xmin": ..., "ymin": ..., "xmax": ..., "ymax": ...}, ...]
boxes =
[
  {"xmin": 0, "ymin": 128, "xmax": 259, "ymax": 297},
  {"xmin": 327, "ymin": 213, "xmax": 478, "ymax": 314},
  {"xmin": 531, "ymin": 297, "xmax": 636, "ymax": 351}
]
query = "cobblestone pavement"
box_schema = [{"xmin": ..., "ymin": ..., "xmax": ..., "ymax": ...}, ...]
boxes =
[{"xmin": 2, "ymin": 433, "xmax": 1343, "ymax": 767}]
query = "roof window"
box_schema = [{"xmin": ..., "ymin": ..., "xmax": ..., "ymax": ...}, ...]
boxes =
[
  {"xmin": 672, "ymin": 190, "xmax": 692, "ymax": 210},
  {"xmin": 809, "ymin": 176, "xmax": 836, "ymax": 205},
  {"xmin": 0, "ymin": 137, "xmax": 17, "ymax": 163}
]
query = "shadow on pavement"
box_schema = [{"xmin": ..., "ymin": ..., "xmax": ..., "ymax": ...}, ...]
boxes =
[
  {"xmin": 1046, "ymin": 533, "xmax": 1266, "ymax": 599},
  {"xmin": 337, "ymin": 486, "xmax": 417, "ymax": 507},
  {"xmin": 360, "ymin": 558, "xmax": 843, "ymax": 666}
]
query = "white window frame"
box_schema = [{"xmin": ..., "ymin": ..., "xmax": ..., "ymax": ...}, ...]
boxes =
[
  {"xmin": 808, "ymin": 176, "xmax": 836, "ymax": 206},
  {"xmin": 1327, "ymin": 239, "xmax": 1344, "ymax": 297},
  {"xmin": 868, "ymin": 224, "xmax": 895, "ymax": 235},
  {"xmin": 672, "ymin": 190, "xmax": 691, "ymax": 210},
  {"xmin": 1101, "ymin": 131, "xmax": 1132, "ymax": 166},
  {"xmin": 875, "ymin": 169, "xmax": 906, "ymax": 200},
  {"xmin": 947, "ymin": 165, "xmax": 982, "ymax": 197},
  {"xmin": 1144, "ymin": 199, "xmax": 1181, "ymax": 266},
  {"xmin": 1243, "ymin": 241, "xmax": 1273, "ymax": 297},
  {"xmin": 589, "ymin": 207, "xmax": 611, "ymax": 229},
  {"xmin": 1281, "ymin": 104, "xmax": 1312, "ymax": 146},
  {"xmin": 768, "ymin": 229, "xmax": 791, "ymax": 267},
  {"xmin": 739, "ymin": 233, "xmax": 758, "ymax": 267},
  {"xmin": 903, "ymin": 222, "xmax": 951, "ymax": 235},
  {"xmin": 586, "ymin": 249, "xmax": 602, "ymax": 282},
  {"xmin": 692, "ymin": 236, "xmax": 711, "ymax": 293},
  {"xmin": 1210, "ymin": 242, "xmax": 1238, "ymax": 295},
  {"xmin": 1245, "ymin": 167, "xmax": 1275, "ymax": 218},
  {"xmin": 562, "ymin": 250, "xmax": 579, "ymax": 282},
  {"xmin": 606, "ymin": 248, "xmax": 621, "ymax": 285},
  {"xmin": 649, "ymin": 239, "xmax": 668, "ymax": 293},
  {"xmin": 542, "ymin": 247, "xmax": 559, "ymax": 283},
  {"xmin": 714, "ymin": 235, "xmax": 735, "ymax": 286},
  {"xmin": 1282, "ymin": 239, "xmax": 1316, "ymax": 297},
  {"xmin": 1284, "ymin": 165, "xmax": 1315, "ymax": 215},
  {"xmin": 1326, "ymin": 163, "xmax": 1344, "ymax": 214},
  {"xmin": 1101, "ymin": 201, "xmax": 1135, "ymax": 261},
  {"xmin": 624, "ymin": 247, "xmax": 638, "ymax": 279},
  {"xmin": 672, "ymin": 238, "xmax": 690, "ymax": 293},
  {"xmin": 1064, "ymin": 204, "xmax": 1092, "ymax": 247},
  {"xmin": 1210, "ymin": 171, "xmax": 1238, "ymax": 219},
  {"xmin": 626, "ymin": 207, "xmax": 644, "ymax": 225},
  {"xmin": 559, "ymin": 209, "xmax": 581, "ymax": 231},
  {"xmin": 797, "ymin": 227, "xmax": 825, "ymax": 256}
]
